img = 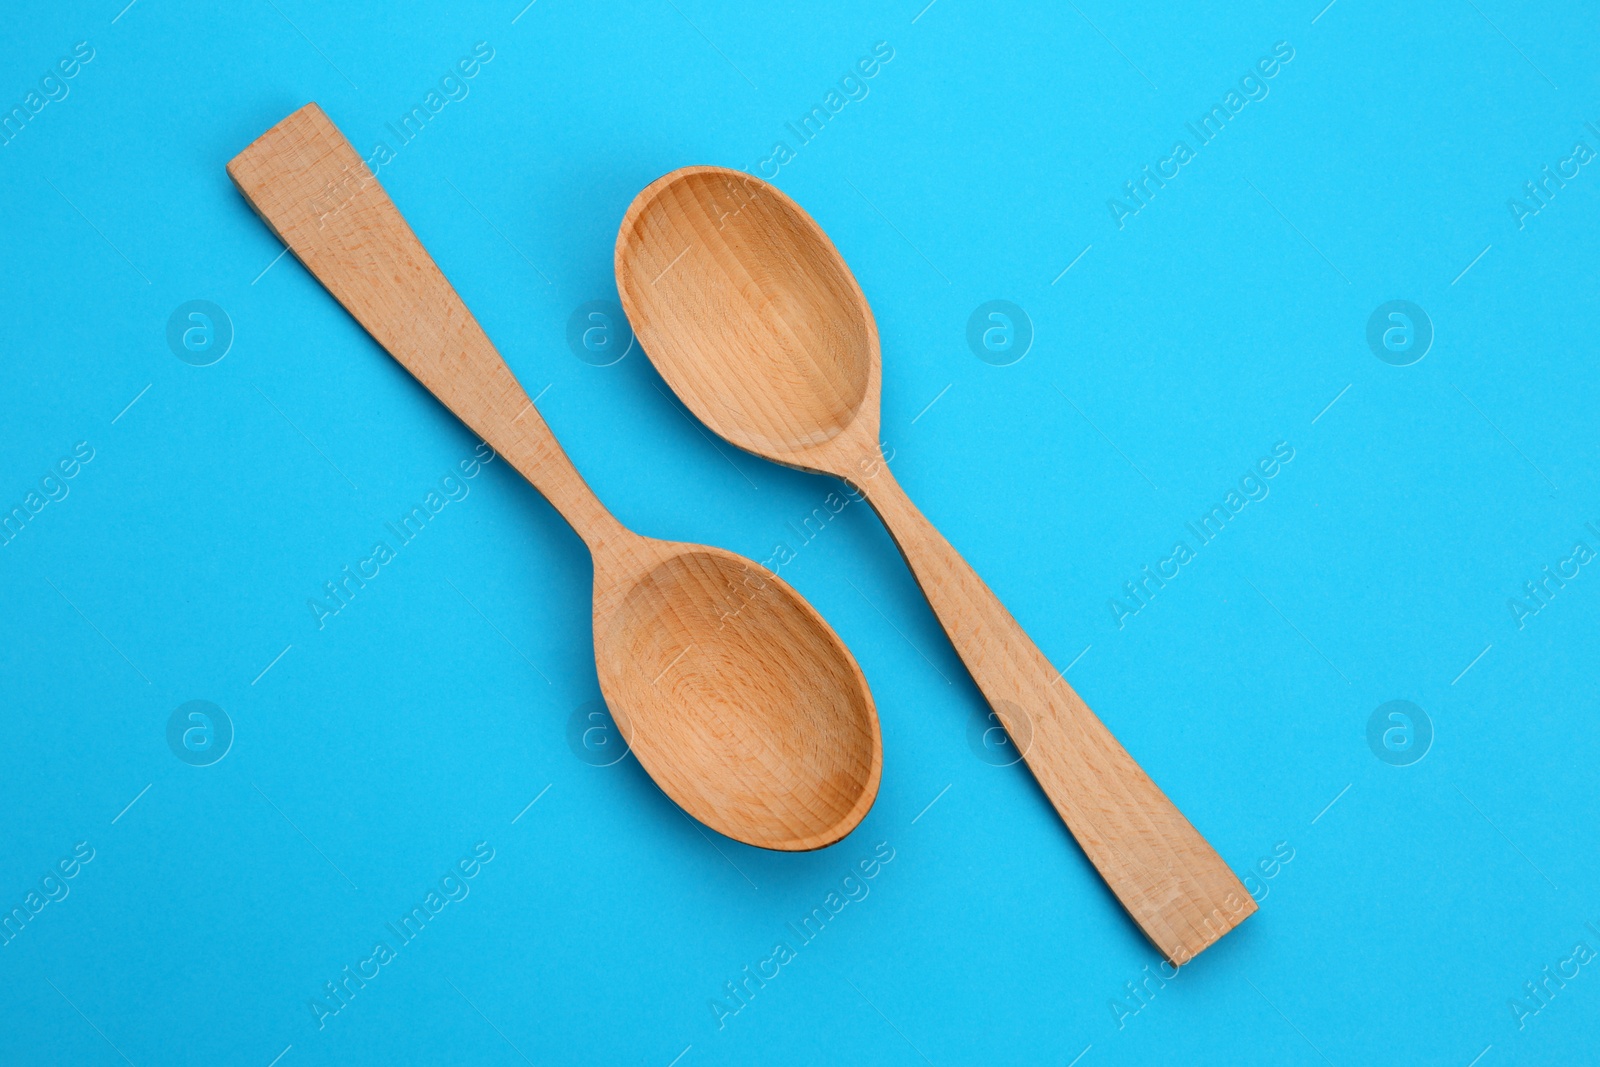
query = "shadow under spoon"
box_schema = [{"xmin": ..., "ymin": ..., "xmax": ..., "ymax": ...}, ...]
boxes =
[
  {"xmin": 615, "ymin": 166, "xmax": 1253, "ymax": 960},
  {"xmin": 227, "ymin": 108, "xmax": 880, "ymax": 852}
]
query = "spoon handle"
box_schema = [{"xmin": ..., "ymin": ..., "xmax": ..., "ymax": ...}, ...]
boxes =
[
  {"xmin": 227, "ymin": 103, "xmax": 621, "ymax": 548},
  {"xmin": 860, "ymin": 466, "xmax": 1253, "ymax": 962}
]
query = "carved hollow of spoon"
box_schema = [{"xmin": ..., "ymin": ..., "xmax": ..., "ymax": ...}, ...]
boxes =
[
  {"xmin": 228, "ymin": 109, "xmax": 881, "ymax": 852},
  {"xmin": 615, "ymin": 166, "xmax": 1254, "ymax": 961}
]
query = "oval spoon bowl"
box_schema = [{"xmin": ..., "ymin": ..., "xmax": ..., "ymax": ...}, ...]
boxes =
[
  {"xmin": 595, "ymin": 542, "xmax": 880, "ymax": 851},
  {"xmin": 616, "ymin": 166, "xmax": 880, "ymax": 465}
]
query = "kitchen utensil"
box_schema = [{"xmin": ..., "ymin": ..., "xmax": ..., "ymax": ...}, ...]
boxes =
[
  {"xmin": 230, "ymin": 111, "xmax": 881, "ymax": 851},
  {"xmin": 615, "ymin": 166, "xmax": 1252, "ymax": 958}
]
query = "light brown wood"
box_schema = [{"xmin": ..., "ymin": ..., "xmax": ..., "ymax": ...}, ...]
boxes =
[
  {"xmin": 228, "ymin": 108, "xmax": 881, "ymax": 852},
  {"xmin": 615, "ymin": 166, "xmax": 1255, "ymax": 962}
]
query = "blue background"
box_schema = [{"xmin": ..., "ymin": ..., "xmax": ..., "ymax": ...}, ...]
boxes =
[{"xmin": 2, "ymin": 1, "xmax": 1597, "ymax": 1064}]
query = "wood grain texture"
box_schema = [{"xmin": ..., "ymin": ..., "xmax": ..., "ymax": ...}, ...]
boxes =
[
  {"xmin": 228, "ymin": 107, "xmax": 881, "ymax": 852},
  {"xmin": 616, "ymin": 166, "xmax": 1255, "ymax": 962}
]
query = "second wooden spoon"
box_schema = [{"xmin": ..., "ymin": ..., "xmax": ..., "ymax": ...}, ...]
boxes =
[
  {"xmin": 228, "ymin": 111, "xmax": 880, "ymax": 852},
  {"xmin": 616, "ymin": 167, "xmax": 1253, "ymax": 962}
]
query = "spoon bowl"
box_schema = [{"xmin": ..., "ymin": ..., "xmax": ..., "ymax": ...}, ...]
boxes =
[
  {"xmin": 618, "ymin": 166, "xmax": 1254, "ymax": 962},
  {"xmin": 228, "ymin": 109, "xmax": 880, "ymax": 853},
  {"xmin": 616, "ymin": 167, "xmax": 880, "ymax": 466},
  {"xmin": 594, "ymin": 543, "xmax": 879, "ymax": 850}
]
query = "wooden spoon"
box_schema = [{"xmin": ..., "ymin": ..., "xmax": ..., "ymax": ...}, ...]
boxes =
[
  {"xmin": 227, "ymin": 108, "xmax": 880, "ymax": 852},
  {"xmin": 616, "ymin": 166, "xmax": 1254, "ymax": 961}
]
